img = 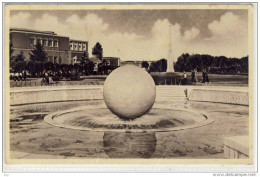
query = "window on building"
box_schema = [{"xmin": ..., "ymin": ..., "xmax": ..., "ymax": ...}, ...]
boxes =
[
  {"xmin": 48, "ymin": 40, "xmax": 53, "ymax": 47},
  {"xmin": 30, "ymin": 38, "xmax": 36, "ymax": 45},
  {"xmin": 54, "ymin": 40, "xmax": 58, "ymax": 47},
  {"xmin": 54, "ymin": 57, "xmax": 57, "ymax": 63},
  {"xmin": 37, "ymin": 38, "xmax": 42, "ymax": 45},
  {"xmin": 43, "ymin": 39, "xmax": 48, "ymax": 46}
]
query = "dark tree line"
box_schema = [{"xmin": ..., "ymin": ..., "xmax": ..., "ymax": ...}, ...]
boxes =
[
  {"xmin": 174, "ymin": 53, "xmax": 248, "ymax": 74},
  {"xmin": 141, "ymin": 59, "xmax": 168, "ymax": 72},
  {"xmin": 141, "ymin": 54, "xmax": 248, "ymax": 74}
]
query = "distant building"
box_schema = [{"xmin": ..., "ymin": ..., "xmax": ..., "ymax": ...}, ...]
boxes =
[
  {"xmin": 102, "ymin": 57, "xmax": 121, "ymax": 70},
  {"xmin": 89, "ymin": 57, "xmax": 121, "ymax": 72},
  {"xmin": 121, "ymin": 60, "xmax": 142, "ymax": 67},
  {"xmin": 10, "ymin": 28, "xmax": 88, "ymax": 64}
]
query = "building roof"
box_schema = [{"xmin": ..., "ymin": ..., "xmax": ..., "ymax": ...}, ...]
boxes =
[
  {"xmin": 69, "ymin": 39, "xmax": 88, "ymax": 43},
  {"xmin": 10, "ymin": 28, "xmax": 57, "ymax": 35},
  {"xmin": 9, "ymin": 28, "xmax": 69, "ymax": 38},
  {"xmin": 103, "ymin": 57, "xmax": 120, "ymax": 59}
]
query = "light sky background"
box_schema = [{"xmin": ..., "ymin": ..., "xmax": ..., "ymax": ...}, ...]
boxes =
[{"xmin": 10, "ymin": 9, "xmax": 248, "ymax": 61}]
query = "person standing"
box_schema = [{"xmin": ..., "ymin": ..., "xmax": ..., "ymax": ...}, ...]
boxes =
[
  {"xmin": 45, "ymin": 72, "xmax": 49, "ymax": 85},
  {"xmin": 194, "ymin": 68, "xmax": 198, "ymax": 83},
  {"xmin": 182, "ymin": 71, "xmax": 187, "ymax": 85},
  {"xmin": 18, "ymin": 72, "xmax": 22, "ymax": 81},
  {"xmin": 23, "ymin": 70, "xmax": 27, "ymax": 81},
  {"xmin": 202, "ymin": 69, "xmax": 206, "ymax": 83},
  {"xmin": 191, "ymin": 69, "xmax": 195, "ymax": 83},
  {"xmin": 204, "ymin": 70, "xmax": 209, "ymax": 84}
]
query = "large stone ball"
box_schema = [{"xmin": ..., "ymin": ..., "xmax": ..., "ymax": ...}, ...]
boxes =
[{"xmin": 103, "ymin": 65, "xmax": 156, "ymax": 120}]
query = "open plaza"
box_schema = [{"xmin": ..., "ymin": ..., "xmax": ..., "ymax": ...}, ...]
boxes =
[
  {"xmin": 9, "ymin": 80, "xmax": 249, "ymax": 160},
  {"xmin": 5, "ymin": 6, "xmax": 253, "ymax": 168}
]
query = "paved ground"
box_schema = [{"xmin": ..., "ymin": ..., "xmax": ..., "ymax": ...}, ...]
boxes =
[{"xmin": 9, "ymin": 99, "xmax": 248, "ymax": 159}]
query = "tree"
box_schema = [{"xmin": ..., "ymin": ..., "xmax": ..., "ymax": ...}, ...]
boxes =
[
  {"xmin": 13, "ymin": 51, "xmax": 25, "ymax": 72},
  {"xmin": 29, "ymin": 42, "xmax": 48, "ymax": 63},
  {"xmin": 44, "ymin": 61, "xmax": 54, "ymax": 71},
  {"xmin": 14, "ymin": 61, "xmax": 26, "ymax": 73},
  {"xmin": 81, "ymin": 51, "xmax": 88, "ymax": 64},
  {"xmin": 26, "ymin": 61, "xmax": 36, "ymax": 77},
  {"xmin": 155, "ymin": 59, "xmax": 167, "ymax": 72},
  {"xmin": 35, "ymin": 62, "xmax": 44, "ymax": 77},
  {"xmin": 14, "ymin": 51, "xmax": 25, "ymax": 63},
  {"xmin": 85, "ymin": 61, "xmax": 95, "ymax": 75},
  {"xmin": 160, "ymin": 59, "xmax": 167, "ymax": 72},
  {"xmin": 10, "ymin": 42, "xmax": 15, "ymax": 68},
  {"xmin": 149, "ymin": 62, "xmax": 159, "ymax": 72},
  {"xmin": 141, "ymin": 61, "xmax": 149, "ymax": 69},
  {"xmin": 92, "ymin": 42, "xmax": 103, "ymax": 60},
  {"xmin": 13, "ymin": 51, "xmax": 26, "ymax": 73},
  {"xmin": 240, "ymin": 56, "xmax": 248, "ymax": 73}
]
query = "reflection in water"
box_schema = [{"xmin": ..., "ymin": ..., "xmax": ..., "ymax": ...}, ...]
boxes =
[{"xmin": 103, "ymin": 132, "xmax": 157, "ymax": 158}]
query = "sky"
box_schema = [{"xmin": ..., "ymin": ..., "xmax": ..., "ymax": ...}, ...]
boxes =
[{"xmin": 10, "ymin": 9, "xmax": 248, "ymax": 61}]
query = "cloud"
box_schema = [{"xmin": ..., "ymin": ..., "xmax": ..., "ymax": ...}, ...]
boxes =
[
  {"xmin": 208, "ymin": 12, "xmax": 247, "ymax": 37},
  {"xmin": 205, "ymin": 12, "xmax": 248, "ymax": 57},
  {"xmin": 10, "ymin": 12, "xmax": 32, "ymax": 28},
  {"xmin": 183, "ymin": 27, "xmax": 200, "ymax": 41},
  {"xmin": 10, "ymin": 12, "xmax": 248, "ymax": 61}
]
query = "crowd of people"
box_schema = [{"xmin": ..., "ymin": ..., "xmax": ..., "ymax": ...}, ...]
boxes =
[
  {"xmin": 11, "ymin": 70, "xmax": 27, "ymax": 81},
  {"xmin": 41, "ymin": 71, "xmax": 54, "ymax": 85},
  {"xmin": 11, "ymin": 68, "xmax": 210, "ymax": 86}
]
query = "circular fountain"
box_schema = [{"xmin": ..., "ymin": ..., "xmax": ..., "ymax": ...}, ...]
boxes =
[
  {"xmin": 44, "ymin": 104, "xmax": 212, "ymax": 133},
  {"xmin": 44, "ymin": 65, "xmax": 214, "ymax": 158}
]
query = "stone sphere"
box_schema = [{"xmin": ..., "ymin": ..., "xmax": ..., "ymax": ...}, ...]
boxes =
[{"xmin": 103, "ymin": 65, "xmax": 156, "ymax": 120}]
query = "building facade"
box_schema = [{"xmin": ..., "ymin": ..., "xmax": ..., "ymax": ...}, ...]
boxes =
[
  {"xmin": 121, "ymin": 60, "xmax": 142, "ymax": 67},
  {"xmin": 102, "ymin": 57, "xmax": 121, "ymax": 70},
  {"xmin": 10, "ymin": 28, "xmax": 88, "ymax": 64},
  {"xmin": 69, "ymin": 39, "xmax": 88, "ymax": 64},
  {"xmin": 89, "ymin": 57, "xmax": 121, "ymax": 72}
]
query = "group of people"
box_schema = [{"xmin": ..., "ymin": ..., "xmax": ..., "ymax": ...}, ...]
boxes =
[
  {"xmin": 12, "ymin": 71, "xmax": 27, "ymax": 81},
  {"xmin": 41, "ymin": 71, "xmax": 55, "ymax": 85},
  {"xmin": 181, "ymin": 68, "xmax": 209, "ymax": 85}
]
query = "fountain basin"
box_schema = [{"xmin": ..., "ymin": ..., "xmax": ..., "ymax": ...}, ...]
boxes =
[{"xmin": 44, "ymin": 104, "xmax": 214, "ymax": 133}]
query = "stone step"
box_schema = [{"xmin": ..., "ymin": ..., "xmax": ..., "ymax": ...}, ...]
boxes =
[
  {"xmin": 157, "ymin": 97, "xmax": 186, "ymax": 99},
  {"xmin": 157, "ymin": 90, "xmax": 185, "ymax": 92},
  {"xmin": 156, "ymin": 90, "xmax": 186, "ymax": 92},
  {"xmin": 157, "ymin": 94, "xmax": 186, "ymax": 96},
  {"xmin": 157, "ymin": 95, "xmax": 186, "ymax": 97},
  {"xmin": 156, "ymin": 90, "xmax": 185, "ymax": 92},
  {"xmin": 156, "ymin": 93, "xmax": 186, "ymax": 95},
  {"xmin": 157, "ymin": 92, "xmax": 185, "ymax": 95},
  {"xmin": 156, "ymin": 88, "xmax": 186, "ymax": 91}
]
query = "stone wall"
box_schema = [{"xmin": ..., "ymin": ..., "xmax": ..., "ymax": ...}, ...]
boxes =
[
  {"xmin": 223, "ymin": 136, "xmax": 249, "ymax": 159},
  {"xmin": 188, "ymin": 89, "xmax": 248, "ymax": 105},
  {"xmin": 10, "ymin": 85, "xmax": 249, "ymax": 106},
  {"xmin": 10, "ymin": 86, "xmax": 103, "ymax": 105}
]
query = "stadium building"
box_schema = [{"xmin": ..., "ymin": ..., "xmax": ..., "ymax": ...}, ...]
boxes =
[{"xmin": 10, "ymin": 28, "xmax": 88, "ymax": 64}]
